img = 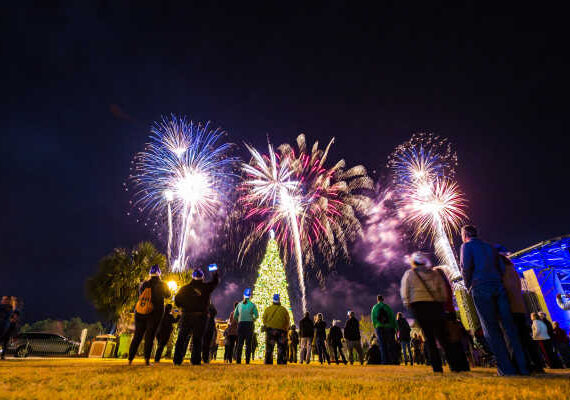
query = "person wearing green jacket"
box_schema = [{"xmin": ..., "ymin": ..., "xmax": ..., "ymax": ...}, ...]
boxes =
[
  {"xmin": 234, "ymin": 288, "xmax": 259, "ymax": 364},
  {"xmin": 263, "ymin": 294, "xmax": 291, "ymax": 364},
  {"xmin": 371, "ymin": 295, "xmax": 397, "ymax": 364}
]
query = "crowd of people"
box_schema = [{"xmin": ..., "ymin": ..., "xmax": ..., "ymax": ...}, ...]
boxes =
[
  {"xmin": 4, "ymin": 222, "xmax": 568, "ymax": 376},
  {"xmin": 125, "ymin": 225, "xmax": 570, "ymax": 376}
]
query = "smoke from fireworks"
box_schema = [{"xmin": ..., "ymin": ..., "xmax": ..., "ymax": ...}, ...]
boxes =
[
  {"xmin": 130, "ymin": 115, "xmax": 236, "ymax": 271},
  {"xmin": 239, "ymin": 134, "xmax": 373, "ymax": 311},
  {"xmin": 389, "ymin": 133, "xmax": 467, "ymax": 281}
]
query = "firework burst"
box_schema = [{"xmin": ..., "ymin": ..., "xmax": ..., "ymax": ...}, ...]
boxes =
[
  {"xmin": 239, "ymin": 134, "xmax": 373, "ymax": 310},
  {"xmin": 130, "ymin": 115, "xmax": 236, "ymax": 271},
  {"xmin": 389, "ymin": 133, "xmax": 467, "ymax": 281}
]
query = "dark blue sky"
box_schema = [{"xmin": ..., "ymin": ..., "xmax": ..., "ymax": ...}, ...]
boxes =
[{"xmin": 2, "ymin": 2, "xmax": 568, "ymax": 323}]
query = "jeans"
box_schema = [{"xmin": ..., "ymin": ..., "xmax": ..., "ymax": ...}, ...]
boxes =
[
  {"xmin": 236, "ymin": 321, "xmax": 254, "ymax": 364},
  {"xmin": 401, "ymin": 340, "xmax": 413, "ymax": 365},
  {"xmin": 173, "ymin": 312, "xmax": 207, "ymax": 365},
  {"xmin": 129, "ymin": 311, "xmax": 163, "ymax": 362},
  {"xmin": 299, "ymin": 337, "xmax": 312, "ymax": 363},
  {"xmin": 346, "ymin": 340, "xmax": 364, "ymax": 364},
  {"xmin": 471, "ymin": 283, "xmax": 529, "ymax": 375},
  {"xmin": 265, "ymin": 328, "xmax": 287, "ymax": 364},
  {"xmin": 374, "ymin": 327, "xmax": 387, "ymax": 364}
]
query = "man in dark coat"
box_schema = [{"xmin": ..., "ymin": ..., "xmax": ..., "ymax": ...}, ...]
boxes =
[
  {"xmin": 314, "ymin": 313, "xmax": 330, "ymax": 364},
  {"xmin": 173, "ymin": 268, "xmax": 219, "ymax": 365},
  {"xmin": 299, "ymin": 311, "xmax": 314, "ymax": 364},
  {"xmin": 344, "ymin": 311, "xmax": 364, "ymax": 365},
  {"xmin": 328, "ymin": 320, "xmax": 347, "ymax": 364}
]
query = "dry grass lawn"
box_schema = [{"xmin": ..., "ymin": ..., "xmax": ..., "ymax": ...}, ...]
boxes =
[{"xmin": 1, "ymin": 358, "xmax": 569, "ymax": 400}]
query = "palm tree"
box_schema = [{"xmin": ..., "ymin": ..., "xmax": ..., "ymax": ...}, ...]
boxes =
[{"xmin": 86, "ymin": 242, "xmax": 167, "ymax": 323}]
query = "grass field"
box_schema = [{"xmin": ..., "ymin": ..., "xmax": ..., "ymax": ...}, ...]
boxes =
[{"xmin": 1, "ymin": 359, "xmax": 569, "ymax": 400}]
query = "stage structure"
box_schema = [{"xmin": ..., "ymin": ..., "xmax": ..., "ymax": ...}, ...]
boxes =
[
  {"xmin": 509, "ymin": 235, "xmax": 570, "ymax": 331},
  {"xmin": 252, "ymin": 232, "xmax": 295, "ymax": 359}
]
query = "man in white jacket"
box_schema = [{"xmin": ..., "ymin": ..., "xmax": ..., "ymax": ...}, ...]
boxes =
[{"xmin": 556, "ymin": 294, "xmax": 570, "ymax": 310}]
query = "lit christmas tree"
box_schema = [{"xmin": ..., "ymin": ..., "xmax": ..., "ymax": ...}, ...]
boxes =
[{"xmin": 252, "ymin": 231, "xmax": 295, "ymax": 358}]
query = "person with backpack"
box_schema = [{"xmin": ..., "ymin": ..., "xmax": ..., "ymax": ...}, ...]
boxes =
[
  {"xmin": 344, "ymin": 311, "xmax": 364, "ymax": 365},
  {"xmin": 314, "ymin": 313, "xmax": 331, "ymax": 365},
  {"xmin": 299, "ymin": 311, "xmax": 314, "ymax": 364},
  {"xmin": 328, "ymin": 320, "xmax": 348, "ymax": 365},
  {"xmin": 262, "ymin": 293, "xmax": 290, "ymax": 364},
  {"xmin": 371, "ymin": 295, "xmax": 397, "ymax": 364},
  {"xmin": 154, "ymin": 304, "xmax": 180, "ymax": 363},
  {"xmin": 173, "ymin": 268, "xmax": 219, "ymax": 365},
  {"xmin": 400, "ymin": 252, "xmax": 449, "ymax": 372},
  {"xmin": 234, "ymin": 288, "xmax": 259, "ymax": 364},
  {"xmin": 396, "ymin": 313, "xmax": 413, "ymax": 366},
  {"xmin": 288, "ymin": 325, "xmax": 299, "ymax": 363},
  {"xmin": 128, "ymin": 264, "xmax": 171, "ymax": 366}
]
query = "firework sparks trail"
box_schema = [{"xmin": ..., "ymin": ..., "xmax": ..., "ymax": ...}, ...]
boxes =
[
  {"xmin": 239, "ymin": 135, "xmax": 373, "ymax": 312},
  {"xmin": 130, "ymin": 115, "xmax": 236, "ymax": 272},
  {"xmin": 389, "ymin": 133, "xmax": 467, "ymax": 282}
]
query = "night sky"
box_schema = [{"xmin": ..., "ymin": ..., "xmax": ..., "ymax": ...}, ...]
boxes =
[{"xmin": 2, "ymin": 2, "xmax": 568, "ymax": 324}]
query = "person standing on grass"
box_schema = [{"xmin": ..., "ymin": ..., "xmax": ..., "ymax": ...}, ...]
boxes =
[
  {"xmin": 396, "ymin": 313, "xmax": 413, "ymax": 366},
  {"xmin": 202, "ymin": 303, "xmax": 218, "ymax": 363},
  {"xmin": 460, "ymin": 225, "xmax": 529, "ymax": 376},
  {"xmin": 538, "ymin": 312, "xmax": 563, "ymax": 368},
  {"xmin": 400, "ymin": 252, "xmax": 449, "ymax": 373},
  {"xmin": 1, "ymin": 311, "xmax": 19, "ymax": 360},
  {"xmin": 288, "ymin": 325, "xmax": 299, "ymax": 363},
  {"xmin": 299, "ymin": 311, "xmax": 314, "ymax": 364},
  {"xmin": 262, "ymin": 294, "xmax": 290, "ymax": 364},
  {"xmin": 225, "ymin": 301, "xmax": 239, "ymax": 363},
  {"xmin": 344, "ymin": 311, "xmax": 364, "ymax": 365},
  {"xmin": 173, "ymin": 268, "xmax": 219, "ymax": 365},
  {"xmin": 532, "ymin": 312, "xmax": 556, "ymax": 367},
  {"xmin": 552, "ymin": 321, "xmax": 570, "ymax": 366},
  {"xmin": 154, "ymin": 304, "xmax": 180, "ymax": 363},
  {"xmin": 128, "ymin": 264, "xmax": 171, "ymax": 366},
  {"xmin": 328, "ymin": 320, "xmax": 348, "ymax": 365},
  {"xmin": 234, "ymin": 288, "xmax": 259, "ymax": 364},
  {"xmin": 371, "ymin": 295, "xmax": 397, "ymax": 364},
  {"xmin": 495, "ymin": 245, "xmax": 544, "ymax": 373},
  {"xmin": 314, "ymin": 313, "xmax": 331, "ymax": 365}
]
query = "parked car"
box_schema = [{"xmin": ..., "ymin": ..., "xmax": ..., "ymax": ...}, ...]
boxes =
[{"xmin": 7, "ymin": 332, "xmax": 79, "ymax": 357}]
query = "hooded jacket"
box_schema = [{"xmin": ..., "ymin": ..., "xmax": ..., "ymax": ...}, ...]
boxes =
[
  {"xmin": 138, "ymin": 276, "xmax": 171, "ymax": 315},
  {"xmin": 400, "ymin": 265, "xmax": 447, "ymax": 308},
  {"xmin": 371, "ymin": 302, "xmax": 397, "ymax": 329},
  {"xmin": 299, "ymin": 315, "xmax": 314, "ymax": 338},
  {"xmin": 175, "ymin": 272, "xmax": 219, "ymax": 313},
  {"xmin": 262, "ymin": 303, "xmax": 290, "ymax": 331}
]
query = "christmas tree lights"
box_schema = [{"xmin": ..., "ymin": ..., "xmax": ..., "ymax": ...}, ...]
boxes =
[{"xmin": 252, "ymin": 231, "xmax": 295, "ymax": 358}]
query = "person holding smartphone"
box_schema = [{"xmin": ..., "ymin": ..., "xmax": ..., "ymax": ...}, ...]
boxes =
[{"xmin": 173, "ymin": 266, "xmax": 219, "ymax": 365}]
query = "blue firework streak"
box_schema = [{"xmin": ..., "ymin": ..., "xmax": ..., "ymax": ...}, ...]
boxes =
[{"xmin": 130, "ymin": 115, "xmax": 237, "ymax": 271}]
